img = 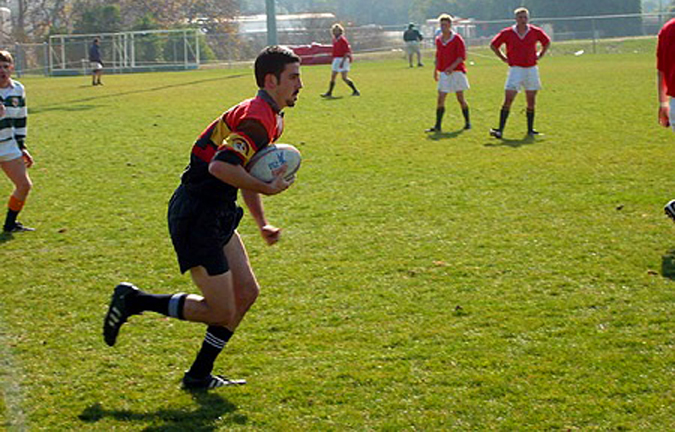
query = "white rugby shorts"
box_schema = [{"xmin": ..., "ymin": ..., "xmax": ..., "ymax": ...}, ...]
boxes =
[
  {"xmin": 438, "ymin": 71, "xmax": 470, "ymax": 93},
  {"xmin": 331, "ymin": 57, "xmax": 351, "ymax": 72},
  {"xmin": 0, "ymin": 141, "xmax": 22, "ymax": 162},
  {"xmin": 670, "ymin": 98, "xmax": 675, "ymax": 132},
  {"xmin": 90, "ymin": 62, "xmax": 103, "ymax": 71},
  {"xmin": 505, "ymin": 66, "xmax": 541, "ymax": 91}
]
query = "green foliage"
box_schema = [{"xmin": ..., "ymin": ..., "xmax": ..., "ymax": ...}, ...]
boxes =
[
  {"xmin": 0, "ymin": 43, "xmax": 673, "ymax": 429},
  {"xmin": 73, "ymin": 3, "xmax": 123, "ymax": 34},
  {"xmin": 131, "ymin": 15, "xmax": 164, "ymax": 64}
]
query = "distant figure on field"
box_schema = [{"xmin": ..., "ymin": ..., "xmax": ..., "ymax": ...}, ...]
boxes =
[
  {"xmin": 0, "ymin": 50, "xmax": 34, "ymax": 233},
  {"xmin": 403, "ymin": 23, "xmax": 424, "ymax": 67},
  {"xmin": 89, "ymin": 38, "xmax": 104, "ymax": 86},
  {"xmin": 426, "ymin": 14, "xmax": 471, "ymax": 133},
  {"xmin": 321, "ymin": 23, "xmax": 360, "ymax": 97},
  {"xmin": 489, "ymin": 8, "xmax": 550, "ymax": 139},
  {"xmin": 656, "ymin": 18, "xmax": 675, "ymax": 222}
]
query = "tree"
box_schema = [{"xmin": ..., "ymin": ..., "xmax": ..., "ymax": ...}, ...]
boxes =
[{"xmin": 73, "ymin": 3, "xmax": 122, "ymax": 34}]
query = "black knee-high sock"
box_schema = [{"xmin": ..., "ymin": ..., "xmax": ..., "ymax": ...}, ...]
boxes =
[
  {"xmin": 435, "ymin": 107, "xmax": 445, "ymax": 130},
  {"xmin": 3, "ymin": 209, "xmax": 18, "ymax": 230},
  {"xmin": 345, "ymin": 78, "xmax": 358, "ymax": 92},
  {"xmin": 499, "ymin": 107, "xmax": 510, "ymax": 131},
  {"xmin": 527, "ymin": 109, "xmax": 535, "ymax": 132},
  {"xmin": 187, "ymin": 326, "xmax": 234, "ymax": 378},
  {"xmin": 462, "ymin": 106, "xmax": 470, "ymax": 125},
  {"xmin": 325, "ymin": 81, "xmax": 335, "ymax": 95},
  {"xmin": 128, "ymin": 291, "xmax": 187, "ymax": 318}
]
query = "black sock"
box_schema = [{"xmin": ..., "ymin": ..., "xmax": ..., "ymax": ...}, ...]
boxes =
[
  {"xmin": 435, "ymin": 107, "xmax": 445, "ymax": 130},
  {"xmin": 345, "ymin": 79, "xmax": 357, "ymax": 92},
  {"xmin": 527, "ymin": 109, "xmax": 535, "ymax": 132},
  {"xmin": 3, "ymin": 209, "xmax": 18, "ymax": 230},
  {"xmin": 499, "ymin": 108, "xmax": 510, "ymax": 131},
  {"xmin": 128, "ymin": 291, "xmax": 186, "ymax": 318},
  {"xmin": 462, "ymin": 106, "xmax": 470, "ymax": 125},
  {"xmin": 326, "ymin": 81, "xmax": 335, "ymax": 94},
  {"xmin": 187, "ymin": 326, "xmax": 234, "ymax": 378}
]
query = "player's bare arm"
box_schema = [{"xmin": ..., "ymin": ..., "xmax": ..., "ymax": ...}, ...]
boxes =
[
  {"xmin": 537, "ymin": 43, "xmax": 550, "ymax": 60},
  {"xmin": 491, "ymin": 44, "xmax": 508, "ymax": 63},
  {"xmin": 208, "ymin": 160, "xmax": 291, "ymax": 195},
  {"xmin": 241, "ymin": 188, "xmax": 281, "ymax": 245},
  {"xmin": 657, "ymin": 71, "xmax": 670, "ymax": 127}
]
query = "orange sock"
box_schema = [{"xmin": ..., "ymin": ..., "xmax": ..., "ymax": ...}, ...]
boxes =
[{"xmin": 8, "ymin": 195, "xmax": 25, "ymax": 212}]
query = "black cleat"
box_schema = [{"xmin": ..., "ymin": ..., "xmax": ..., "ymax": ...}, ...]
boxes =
[
  {"xmin": 489, "ymin": 128, "xmax": 503, "ymax": 139},
  {"xmin": 103, "ymin": 283, "xmax": 138, "ymax": 346},
  {"xmin": 182, "ymin": 373, "xmax": 247, "ymax": 390},
  {"xmin": 464, "ymin": 123, "xmax": 472, "ymax": 130},
  {"xmin": 528, "ymin": 130, "xmax": 542, "ymax": 136},
  {"xmin": 320, "ymin": 93, "xmax": 332, "ymax": 98},
  {"xmin": 665, "ymin": 200, "xmax": 675, "ymax": 222},
  {"xmin": 3, "ymin": 222, "xmax": 35, "ymax": 233},
  {"xmin": 351, "ymin": 90, "xmax": 360, "ymax": 96},
  {"xmin": 425, "ymin": 126, "xmax": 440, "ymax": 133}
]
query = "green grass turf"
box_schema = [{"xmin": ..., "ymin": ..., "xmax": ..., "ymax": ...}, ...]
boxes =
[{"xmin": 0, "ymin": 39, "xmax": 673, "ymax": 430}]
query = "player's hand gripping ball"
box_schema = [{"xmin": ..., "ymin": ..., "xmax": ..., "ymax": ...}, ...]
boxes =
[{"xmin": 246, "ymin": 144, "xmax": 301, "ymax": 182}]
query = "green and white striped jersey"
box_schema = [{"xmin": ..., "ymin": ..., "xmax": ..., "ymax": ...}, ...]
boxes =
[{"xmin": 0, "ymin": 79, "xmax": 27, "ymax": 149}]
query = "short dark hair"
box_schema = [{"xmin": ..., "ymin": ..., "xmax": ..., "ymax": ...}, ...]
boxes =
[{"xmin": 254, "ymin": 45, "xmax": 300, "ymax": 88}]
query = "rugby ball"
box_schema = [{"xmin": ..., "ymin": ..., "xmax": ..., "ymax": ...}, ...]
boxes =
[{"xmin": 246, "ymin": 143, "xmax": 301, "ymax": 182}]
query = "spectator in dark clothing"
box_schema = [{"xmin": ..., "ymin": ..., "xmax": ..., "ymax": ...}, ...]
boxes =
[
  {"xmin": 403, "ymin": 23, "xmax": 424, "ymax": 67},
  {"xmin": 89, "ymin": 38, "xmax": 103, "ymax": 86}
]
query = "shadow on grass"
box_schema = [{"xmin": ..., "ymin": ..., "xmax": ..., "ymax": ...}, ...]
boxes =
[
  {"xmin": 483, "ymin": 134, "xmax": 544, "ymax": 148},
  {"xmin": 662, "ymin": 248, "xmax": 675, "ymax": 280},
  {"xmin": 78, "ymin": 391, "xmax": 246, "ymax": 430},
  {"xmin": 319, "ymin": 95, "xmax": 345, "ymax": 101},
  {"xmin": 0, "ymin": 232, "xmax": 13, "ymax": 244},
  {"xmin": 30, "ymin": 74, "xmax": 247, "ymax": 115},
  {"xmin": 425, "ymin": 128, "xmax": 467, "ymax": 140}
]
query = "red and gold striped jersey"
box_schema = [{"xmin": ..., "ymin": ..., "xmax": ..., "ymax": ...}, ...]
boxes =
[{"xmin": 180, "ymin": 90, "xmax": 284, "ymax": 203}]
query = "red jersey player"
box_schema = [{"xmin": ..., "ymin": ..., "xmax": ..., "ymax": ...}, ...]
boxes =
[
  {"xmin": 426, "ymin": 14, "xmax": 471, "ymax": 133},
  {"xmin": 489, "ymin": 8, "xmax": 550, "ymax": 139},
  {"xmin": 321, "ymin": 23, "xmax": 360, "ymax": 97},
  {"xmin": 657, "ymin": 18, "xmax": 675, "ymax": 222}
]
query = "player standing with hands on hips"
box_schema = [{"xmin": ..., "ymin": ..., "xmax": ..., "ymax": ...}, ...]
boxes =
[
  {"xmin": 426, "ymin": 14, "xmax": 471, "ymax": 133},
  {"xmin": 321, "ymin": 23, "xmax": 360, "ymax": 97},
  {"xmin": 0, "ymin": 50, "xmax": 34, "ymax": 233},
  {"xmin": 103, "ymin": 46, "xmax": 302, "ymax": 390},
  {"xmin": 489, "ymin": 8, "xmax": 550, "ymax": 139},
  {"xmin": 656, "ymin": 17, "xmax": 675, "ymax": 222}
]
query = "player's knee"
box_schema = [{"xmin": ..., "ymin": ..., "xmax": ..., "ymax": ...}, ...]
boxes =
[
  {"xmin": 245, "ymin": 282, "xmax": 260, "ymax": 306},
  {"xmin": 17, "ymin": 178, "xmax": 32, "ymax": 196}
]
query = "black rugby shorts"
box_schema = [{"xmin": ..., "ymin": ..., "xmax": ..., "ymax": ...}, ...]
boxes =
[{"xmin": 168, "ymin": 185, "xmax": 244, "ymax": 276}]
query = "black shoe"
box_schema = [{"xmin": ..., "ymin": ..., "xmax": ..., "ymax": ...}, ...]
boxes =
[
  {"xmin": 464, "ymin": 123, "xmax": 472, "ymax": 130},
  {"xmin": 417, "ymin": 63, "xmax": 424, "ymax": 67},
  {"xmin": 665, "ymin": 200, "xmax": 675, "ymax": 222},
  {"xmin": 489, "ymin": 128, "xmax": 503, "ymax": 139},
  {"xmin": 182, "ymin": 373, "xmax": 247, "ymax": 390},
  {"xmin": 103, "ymin": 283, "xmax": 138, "ymax": 346},
  {"xmin": 3, "ymin": 222, "xmax": 35, "ymax": 233},
  {"xmin": 351, "ymin": 90, "xmax": 360, "ymax": 96},
  {"xmin": 320, "ymin": 92, "xmax": 332, "ymax": 98},
  {"xmin": 425, "ymin": 126, "xmax": 440, "ymax": 133},
  {"xmin": 528, "ymin": 130, "xmax": 541, "ymax": 136}
]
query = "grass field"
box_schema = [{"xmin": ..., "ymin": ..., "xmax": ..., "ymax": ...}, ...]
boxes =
[{"xmin": 1, "ymin": 38, "xmax": 674, "ymax": 430}]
